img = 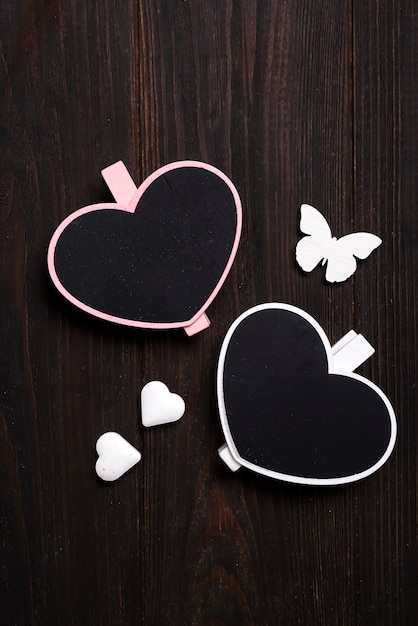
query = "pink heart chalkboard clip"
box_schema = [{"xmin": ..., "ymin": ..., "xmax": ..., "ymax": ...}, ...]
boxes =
[
  {"xmin": 47, "ymin": 161, "xmax": 242, "ymax": 335},
  {"xmin": 217, "ymin": 303, "xmax": 397, "ymax": 486}
]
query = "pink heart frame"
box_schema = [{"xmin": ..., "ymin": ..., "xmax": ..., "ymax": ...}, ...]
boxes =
[{"xmin": 47, "ymin": 161, "xmax": 242, "ymax": 335}]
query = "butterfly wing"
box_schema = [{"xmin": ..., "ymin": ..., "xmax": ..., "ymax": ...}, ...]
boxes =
[
  {"xmin": 324, "ymin": 250, "xmax": 357, "ymax": 282},
  {"xmin": 296, "ymin": 204, "xmax": 332, "ymax": 272},
  {"xmin": 299, "ymin": 204, "xmax": 332, "ymax": 238},
  {"xmin": 337, "ymin": 232, "xmax": 382, "ymax": 259},
  {"xmin": 324, "ymin": 233, "xmax": 382, "ymax": 283},
  {"xmin": 296, "ymin": 236, "xmax": 330, "ymax": 272}
]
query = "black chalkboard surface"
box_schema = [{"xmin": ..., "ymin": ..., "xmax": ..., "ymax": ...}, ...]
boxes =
[
  {"xmin": 48, "ymin": 161, "xmax": 242, "ymax": 334},
  {"xmin": 217, "ymin": 303, "xmax": 397, "ymax": 485}
]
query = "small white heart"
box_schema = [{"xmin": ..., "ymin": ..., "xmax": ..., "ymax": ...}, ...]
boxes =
[
  {"xmin": 95, "ymin": 432, "xmax": 141, "ymax": 481},
  {"xmin": 141, "ymin": 381, "xmax": 185, "ymax": 427}
]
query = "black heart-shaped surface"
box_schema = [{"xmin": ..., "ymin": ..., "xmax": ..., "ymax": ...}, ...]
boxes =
[
  {"xmin": 217, "ymin": 303, "xmax": 396, "ymax": 485},
  {"xmin": 48, "ymin": 162, "xmax": 241, "ymax": 331}
]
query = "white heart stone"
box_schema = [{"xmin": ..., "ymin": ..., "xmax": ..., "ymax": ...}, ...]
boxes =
[
  {"xmin": 95, "ymin": 432, "xmax": 141, "ymax": 481},
  {"xmin": 141, "ymin": 381, "xmax": 185, "ymax": 427}
]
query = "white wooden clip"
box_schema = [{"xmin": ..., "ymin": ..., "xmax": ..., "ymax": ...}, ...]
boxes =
[{"xmin": 331, "ymin": 330, "xmax": 375, "ymax": 373}]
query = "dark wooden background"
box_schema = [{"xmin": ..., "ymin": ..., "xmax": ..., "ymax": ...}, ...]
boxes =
[{"xmin": 1, "ymin": 1, "xmax": 417, "ymax": 624}]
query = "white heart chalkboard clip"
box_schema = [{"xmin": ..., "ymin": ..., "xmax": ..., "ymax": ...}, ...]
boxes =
[
  {"xmin": 217, "ymin": 303, "xmax": 397, "ymax": 486},
  {"xmin": 218, "ymin": 329, "xmax": 375, "ymax": 471}
]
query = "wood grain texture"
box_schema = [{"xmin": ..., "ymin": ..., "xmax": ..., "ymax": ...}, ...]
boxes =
[{"xmin": 1, "ymin": 1, "xmax": 417, "ymax": 624}]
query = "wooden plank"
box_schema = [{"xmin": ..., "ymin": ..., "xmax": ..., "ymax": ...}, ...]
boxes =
[
  {"xmin": 352, "ymin": 1, "xmax": 418, "ymax": 623},
  {"xmin": 0, "ymin": 2, "xmax": 138, "ymax": 624}
]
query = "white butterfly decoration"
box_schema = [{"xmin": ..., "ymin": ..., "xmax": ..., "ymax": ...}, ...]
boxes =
[{"xmin": 295, "ymin": 204, "xmax": 382, "ymax": 283}]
